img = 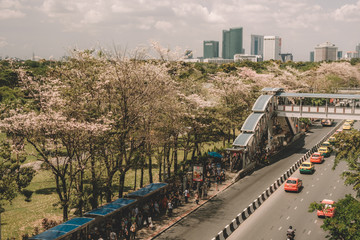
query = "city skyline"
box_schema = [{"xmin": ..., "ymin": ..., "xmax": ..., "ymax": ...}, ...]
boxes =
[{"xmin": 1, "ymin": 0, "xmax": 360, "ymax": 61}]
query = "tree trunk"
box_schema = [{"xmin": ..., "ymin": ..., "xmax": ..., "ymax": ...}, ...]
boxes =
[
  {"xmin": 140, "ymin": 160, "xmax": 144, "ymax": 188},
  {"xmin": 158, "ymin": 154, "xmax": 162, "ymax": 182},
  {"xmin": 166, "ymin": 146, "xmax": 171, "ymax": 179},
  {"xmin": 105, "ymin": 175, "xmax": 113, "ymax": 203},
  {"xmin": 134, "ymin": 167, "xmax": 137, "ymax": 190},
  {"xmin": 173, "ymin": 135, "xmax": 178, "ymax": 174},
  {"xmin": 148, "ymin": 154, "xmax": 153, "ymax": 183},
  {"xmin": 90, "ymin": 156, "xmax": 99, "ymax": 209},
  {"xmin": 163, "ymin": 145, "xmax": 166, "ymax": 180},
  {"xmin": 118, "ymin": 172, "xmax": 126, "ymax": 198}
]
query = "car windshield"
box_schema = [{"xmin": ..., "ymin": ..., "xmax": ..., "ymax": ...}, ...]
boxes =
[
  {"xmin": 313, "ymin": 154, "xmax": 320, "ymax": 157},
  {"xmin": 324, "ymin": 204, "xmax": 332, "ymax": 208},
  {"xmin": 286, "ymin": 180, "xmax": 296, "ymax": 184},
  {"xmin": 302, "ymin": 164, "xmax": 310, "ymax": 167}
]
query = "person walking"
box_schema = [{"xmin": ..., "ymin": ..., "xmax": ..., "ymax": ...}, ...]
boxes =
[
  {"xmin": 167, "ymin": 200, "xmax": 173, "ymax": 217},
  {"xmin": 195, "ymin": 192, "xmax": 199, "ymax": 205},
  {"xmin": 129, "ymin": 222, "xmax": 136, "ymax": 240},
  {"xmin": 184, "ymin": 189, "xmax": 189, "ymax": 203}
]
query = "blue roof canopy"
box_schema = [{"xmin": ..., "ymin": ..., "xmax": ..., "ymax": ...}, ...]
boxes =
[
  {"xmin": 277, "ymin": 92, "xmax": 360, "ymax": 99},
  {"xmin": 30, "ymin": 217, "xmax": 94, "ymax": 240},
  {"xmin": 126, "ymin": 183, "xmax": 168, "ymax": 198},
  {"xmin": 85, "ymin": 198, "xmax": 136, "ymax": 217},
  {"xmin": 208, "ymin": 152, "xmax": 223, "ymax": 158}
]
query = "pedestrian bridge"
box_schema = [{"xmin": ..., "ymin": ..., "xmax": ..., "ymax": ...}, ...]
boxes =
[{"xmin": 228, "ymin": 87, "xmax": 360, "ymax": 172}]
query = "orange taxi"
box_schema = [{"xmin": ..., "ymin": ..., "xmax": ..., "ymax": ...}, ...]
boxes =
[
  {"xmin": 310, "ymin": 152, "xmax": 324, "ymax": 164},
  {"xmin": 284, "ymin": 177, "xmax": 302, "ymax": 192},
  {"xmin": 317, "ymin": 199, "xmax": 335, "ymax": 218}
]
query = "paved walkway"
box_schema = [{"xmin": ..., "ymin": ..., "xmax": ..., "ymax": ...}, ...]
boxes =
[{"xmin": 136, "ymin": 171, "xmax": 237, "ymax": 240}]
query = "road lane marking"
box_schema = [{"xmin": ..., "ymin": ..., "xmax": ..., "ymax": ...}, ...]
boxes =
[
  {"xmin": 306, "ymin": 191, "xmax": 309, "ymax": 194},
  {"xmin": 314, "ymin": 220, "xmax": 317, "ymax": 224},
  {"xmin": 294, "ymin": 206, "xmax": 297, "ymax": 210},
  {"xmin": 321, "ymin": 173, "xmax": 323, "ymax": 175},
  {"xmin": 324, "ymin": 168, "xmax": 327, "ymax": 171},
  {"xmin": 334, "ymin": 186, "xmax": 336, "ymax": 189},
  {"xmin": 311, "ymin": 184, "xmax": 315, "ymax": 187},
  {"xmin": 308, "ymin": 230, "xmax": 312, "ymax": 235},
  {"xmin": 278, "ymin": 226, "xmax": 282, "ymax": 231},
  {"xmin": 337, "ymin": 180, "xmax": 340, "ymax": 183},
  {"xmin": 330, "ymin": 193, "xmax": 333, "ymax": 197},
  {"xmin": 286, "ymin": 216, "xmax": 290, "ymax": 220},
  {"xmin": 316, "ymin": 178, "xmax": 319, "ymax": 181},
  {"xmin": 301, "ymin": 198, "xmax": 304, "ymax": 202}
]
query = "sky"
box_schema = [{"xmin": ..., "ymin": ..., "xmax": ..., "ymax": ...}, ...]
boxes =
[{"xmin": 0, "ymin": 0, "xmax": 360, "ymax": 61}]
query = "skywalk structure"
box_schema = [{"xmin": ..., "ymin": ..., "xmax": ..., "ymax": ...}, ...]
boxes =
[{"xmin": 229, "ymin": 87, "xmax": 360, "ymax": 173}]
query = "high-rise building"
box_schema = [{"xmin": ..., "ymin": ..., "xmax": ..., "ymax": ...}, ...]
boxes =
[
  {"xmin": 222, "ymin": 27, "xmax": 243, "ymax": 59},
  {"xmin": 251, "ymin": 35, "xmax": 264, "ymax": 58},
  {"xmin": 203, "ymin": 41, "xmax": 219, "ymax": 59},
  {"xmin": 355, "ymin": 44, "xmax": 360, "ymax": 58},
  {"xmin": 337, "ymin": 51, "xmax": 343, "ymax": 60},
  {"xmin": 263, "ymin": 36, "xmax": 281, "ymax": 61},
  {"xmin": 314, "ymin": 42, "xmax": 337, "ymax": 62},
  {"xmin": 280, "ymin": 53, "xmax": 293, "ymax": 62},
  {"xmin": 310, "ymin": 51, "xmax": 314, "ymax": 62}
]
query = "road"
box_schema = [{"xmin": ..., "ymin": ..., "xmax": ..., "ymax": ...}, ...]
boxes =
[
  {"xmin": 227, "ymin": 154, "xmax": 353, "ymax": 240},
  {"xmin": 155, "ymin": 121, "xmax": 343, "ymax": 240}
]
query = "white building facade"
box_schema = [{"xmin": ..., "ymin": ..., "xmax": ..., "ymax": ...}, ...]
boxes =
[
  {"xmin": 314, "ymin": 42, "xmax": 337, "ymax": 62},
  {"xmin": 263, "ymin": 36, "xmax": 281, "ymax": 61}
]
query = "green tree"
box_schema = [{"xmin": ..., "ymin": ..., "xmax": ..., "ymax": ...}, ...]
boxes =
[
  {"xmin": 333, "ymin": 130, "xmax": 360, "ymax": 197},
  {"xmin": 309, "ymin": 195, "xmax": 360, "ymax": 240}
]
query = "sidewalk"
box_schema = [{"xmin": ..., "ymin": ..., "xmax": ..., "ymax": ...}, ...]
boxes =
[{"xmin": 136, "ymin": 171, "xmax": 238, "ymax": 240}]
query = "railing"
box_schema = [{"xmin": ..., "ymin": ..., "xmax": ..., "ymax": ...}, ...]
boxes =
[{"xmin": 277, "ymin": 105, "xmax": 360, "ymax": 119}]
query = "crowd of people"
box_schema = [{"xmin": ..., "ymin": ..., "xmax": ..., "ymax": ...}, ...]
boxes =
[{"xmin": 62, "ymin": 158, "xmax": 228, "ymax": 240}]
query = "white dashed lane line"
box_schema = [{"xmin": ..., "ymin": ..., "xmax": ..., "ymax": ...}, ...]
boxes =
[
  {"xmin": 330, "ymin": 193, "xmax": 333, "ymax": 197},
  {"xmin": 306, "ymin": 191, "xmax": 309, "ymax": 194},
  {"xmin": 278, "ymin": 226, "xmax": 282, "ymax": 231},
  {"xmin": 286, "ymin": 216, "xmax": 290, "ymax": 220},
  {"xmin": 300, "ymin": 198, "xmax": 304, "ymax": 202},
  {"xmin": 314, "ymin": 219, "xmax": 317, "ymax": 224},
  {"xmin": 316, "ymin": 178, "xmax": 319, "ymax": 181},
  {"xmin": 321, "ymin": 173, "xmax": 323, "ymax": 175},
  {"xmin": 334, "ymin": 186, "xmax": 336, "ymax": 190},
  {"xmin": 308, "ymin": 230, "xmax": 312, "ymax": 235},
  {"xmin": 294, "ymin": 206, "xmax": 298, "ymax": 210}
]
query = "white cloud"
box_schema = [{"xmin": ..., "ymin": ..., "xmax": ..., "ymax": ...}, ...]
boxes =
[
  {"xmin": 0, "ymin": 8, "xmax": 24, "ymax": 19},
  {"xmin": 0, "ymin": 37, "xmax": 8, "ymax": 48},
  {"xmin": 154, "ymin": 20, "xmax": 172, "ymax": 31},
  {"xmin": 81, "ymin": 10, "xmax": 103, "ymax": 24},
  {"xmin": 334, "ymin": 0, "xmax": 360, "ymax": 22},
  {"xmin": 0, "ymin": 0, "xmax": 25, "ymax": 19},
  {"xmin": 172, "ymin": 2, "xmax": 225, "ymax": 23}
]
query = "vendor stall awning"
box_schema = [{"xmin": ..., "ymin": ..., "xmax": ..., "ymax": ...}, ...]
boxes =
[
  {"xmin": 126, "ymin": 183, "xmax": 168, "ymax": 198},
  {"xmin": 30, "ymin": 217, "xmax": 94, "ymax": 240},
  {"xmin": 84, "ymin": 198, "xmax": 136, "ymax": 217}
]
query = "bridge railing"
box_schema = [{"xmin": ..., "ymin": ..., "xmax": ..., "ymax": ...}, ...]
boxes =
[{"xmin": 278, "ymin": 104, "xmax": 360, "ymax": 115}]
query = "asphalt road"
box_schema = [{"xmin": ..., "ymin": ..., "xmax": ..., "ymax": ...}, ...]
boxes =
[
  {"xmin": 227, "ymin": 154, "xmax": 353, "ymax": 240},
  {"xmin": 155, "ymin": 121, "xmax": 343, "ymax": 240}
]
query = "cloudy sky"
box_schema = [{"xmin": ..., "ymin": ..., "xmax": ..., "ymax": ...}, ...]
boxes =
[{"xmin": 1, "ymin": 0, "xmax": 360, "ymax": 61}]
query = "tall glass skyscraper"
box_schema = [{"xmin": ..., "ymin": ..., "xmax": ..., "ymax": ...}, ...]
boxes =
[
  {"xmin": 251, "ymin": 35, "xmax": 264, "ymax": 57},
  {"xmin": 203, "ymin": 41, "xmax": 219, "ymax": 58},
  {"xmin": 222, "ymin": 27, "xmax": 243, "ymax": 59}
]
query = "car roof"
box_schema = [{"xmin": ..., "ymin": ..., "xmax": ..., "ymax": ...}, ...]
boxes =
[
  {"xmin": 287, "ymin": 177, "xmax": 299, "ymax": 181},
  {"xmin": 321, "ymin": 199, "xmax": 335, "ymax": 204},
  {"xmin": 319, "ymin": 147, "xmax": 328, "ymax": 150},
  {"xmin": 312, "ymin": 152, "xmax": 321, "ymax": 155},
  {"xmin": 302, "ymin": 161, "xmax": 312, "ymax": 165}
]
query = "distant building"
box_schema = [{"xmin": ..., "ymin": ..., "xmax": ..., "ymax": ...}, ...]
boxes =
[
  {"xmin": 355, "ymin": 44, "xmax": 360, "ymax": 58},
  {"xmin": 314, "ymin": 42, "xmax": 337, "ymax": 62},
  {"xmin": 222, "ymin": 27, "xmax": 243, "ymax": 59},
  {"xmin": 310, "ymin": 51, "xmax": 314, "ymax": 62},
  {"xmin": 203, "ymin": 58, "xmax": 234, "ymax": 64},
  {"xmin": 263, "ymin": 36, "xmax": 281, "ymax": 61},
  {"xmin": 234, "ymin": 54, "xmax": 262, "ymax": 62},
  {"xmin": 251, "ymin": 35, "xmax": 264, "ymax": 58},
  {"xmin": 279, "ymin": 53, "xmax": 293, "ymax": 62},
  {"xmin": 184, "ymin": 50, "xmax": 193, "ymax": 59},
  {"xmin": 337, "ymin": 51, "xmax": 343, "ymax": 60},
  {"xmin": 344, "ymin": 51, "xmax": 358, "ymax": 60},
  {"xmin": 203, "ymin": 41, "xmax": 219, "ymax": 59}
]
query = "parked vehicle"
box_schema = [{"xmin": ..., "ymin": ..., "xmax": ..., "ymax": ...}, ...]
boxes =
[
  {"xmin": 317, "ymin": 199, "xmax": 335, "ymax": 218},
  {"xmin": 299, "ymin": 162, "xmax": 315, "ymax": 174},
  {"xmin": 284, "ymin": 178, "xmax": 302, "ymax": 192}
]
